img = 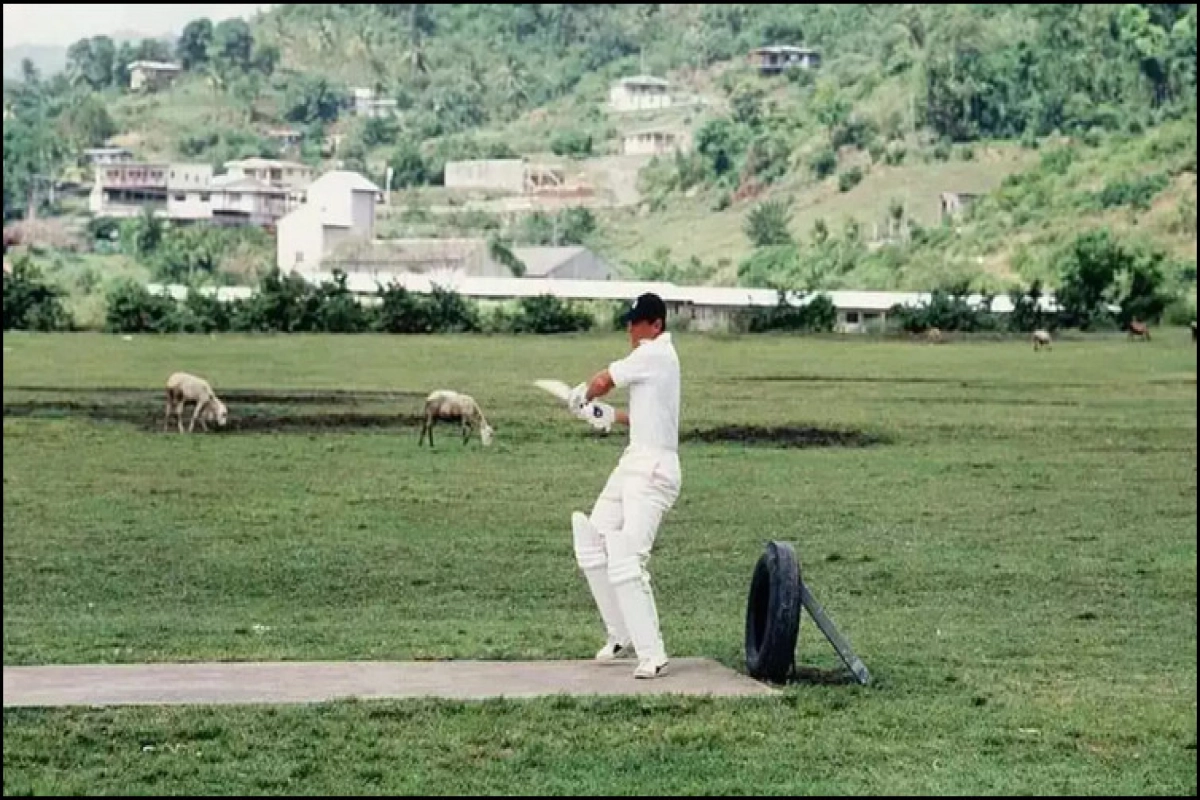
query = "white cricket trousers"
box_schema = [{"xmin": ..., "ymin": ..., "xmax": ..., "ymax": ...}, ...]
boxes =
[{"xmin": 572, "ymin": 445, "xmax": 681, "ymax": 663}]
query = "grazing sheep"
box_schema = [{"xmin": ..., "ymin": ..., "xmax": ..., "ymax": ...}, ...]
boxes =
[
  {"xmin": 164, "ymin": 371, "xmax": 228, "ymax": 433},
  {"xmin": 925, "ymin": 327, "xmax": 944, "ymax": 344},
  {"xmin": 1032, "ymin": 329, "xmax": 1052, "ymax": 351},
  {"xmin": 419, "ymin": 390, "xmax": 494, "ymax": 448},
  {"xmin": 1128, "ymin": 320, "xmax": 1151, "ymax": 341}
]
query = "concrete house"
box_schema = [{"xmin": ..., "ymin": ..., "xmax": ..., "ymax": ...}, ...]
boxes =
[
  {"xmin": 510, "ymin": 247, "xmax": 616, "ymax": 281},
  {"xmin": 749, "ymin": 46, "xmax": 821, "ymax": 76},
  {"xmin": 939, "ymin": 192, "xmax": 981, "ymax": 222},
  {"xmin": 276, "ymin": 171, "xmax": 382, "ymax": 272},
  {"xmin": 223, "ymin": 158, "xmax": 314, "ymax": 191},
  {"xmin": 82, "ymin": 147, "xmax": 134, "ymax": 167},
  {"xmin": 128, "ymin": 60, "xmax": 182, "ymax": 92},
  {"xmin": 608, "ymin": 76, "xmax": 672, "ymax": 113},
  {"xmin": 350, "ymin": 86, "xmax": 399, "ymax": 118},
  {"xmin": 620, "ymin": 128, "xmax": 691, "ymax": 156},
  {"xmin": 443, "ymin": 160, "xmax": 528, "ymax": 195},
  {"xmin": 89, "ymin": 162, "xmax": 171, "ymax": 216}
]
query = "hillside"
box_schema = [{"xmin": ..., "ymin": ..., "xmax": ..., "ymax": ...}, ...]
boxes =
[{"xmin": 3, "ymin": 4, "xmax": 1197, "ymax": 313}]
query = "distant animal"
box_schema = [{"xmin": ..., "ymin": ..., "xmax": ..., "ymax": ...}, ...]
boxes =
[
  {"xmin": 164, "ymin": 371, "xmax": 228, "ymax": 433},
  {"xmin": 419, "ymin": 390, "xmax": 494, "ymax": 448},
  {"xmin": 1128, "ymin": 320, "xmax": 1151, "ymax": 341},
  {"xmin": 925, "ymin": 327, "xmax": 944, "ymax": 343},
  {"xmin": 1032, "ymin": 329, "xmax": 1052, "ymax": 351},
  {"xmin": 1190, "ymin": 320, "xmax": 1196, "ymax": 343}
]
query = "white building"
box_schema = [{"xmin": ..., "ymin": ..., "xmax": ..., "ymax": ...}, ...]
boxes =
[
  {"xmin": 276, "ymin": 171, "xmax": 382, "ymax": 272},
  {"xmin": 350, "ymin": 86, "xmax": 399, "ymax": 118},
  {"xmin": 608, "ymin": 76, "xmax": 672, "ymax": 113},
  {"xmin": 443, "ymin": 160, "xmax": 528, "ymax": 194},
  {"xmin": 82, "ymin": 147, "xmax": 134, "ymax": 166},
  {"xmin": 749, "ymin": 46, "xmax": 822, "ymax": 76},
  {"xmin": 621, "ymin": 128, "xmax": 691, "ymax": 156},
  {"xmin": 511, "ymin": 247, "xmax": 616, "ymax": 280},
  {"xmin": 128, "ymin": 60, "xmax": 182, "ymax": 92},
  {"xmin": 223, "ymin": 158, "xmax": 314, "ymax": 191}
]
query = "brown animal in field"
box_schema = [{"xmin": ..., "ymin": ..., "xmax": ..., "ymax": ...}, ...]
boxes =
[
  {"xmin": 164, "ymin": 372, "xmax": 229, "ymax": 433},
  {"xmin": 419, "ymin": 390, "xmax": 494, "ymax": 448},
  {"xmin": 1127, "ymin": 320, "xmax": 1151, "ymax": 341},
  {"xmin": 1032, "ymin": 329, "xmax": 1052, "ymax": 351}
]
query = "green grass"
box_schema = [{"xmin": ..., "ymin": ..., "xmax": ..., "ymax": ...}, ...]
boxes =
[{"xmin": 3, "ymin": 332, "xmax": 1196, "ymax": 794}]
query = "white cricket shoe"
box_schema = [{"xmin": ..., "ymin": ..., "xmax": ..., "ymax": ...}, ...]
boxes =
[
  {"xmin": 633, "ymin": 658, "xmax": 670, "ymax": 679},
  {"xmin": 595, "ymin": 641, "xmax": 635, "ymax": 662}
]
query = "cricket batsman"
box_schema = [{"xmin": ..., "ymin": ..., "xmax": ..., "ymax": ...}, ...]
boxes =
[{"xmin": 565, "ymin": 292, "xmax": 681, "ymax": 679}]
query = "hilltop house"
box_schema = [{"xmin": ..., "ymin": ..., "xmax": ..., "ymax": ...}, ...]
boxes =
[
  {"xmin": 608, "ymin": 76, "xmax": 672, "ymax": 113},
  {"xmin": 128, "ymin": 60, "xmax": 182, "ymax": 92},
  {"xmin": 749, "ymin": 46, "xmax": 821, "ymax": 75}
]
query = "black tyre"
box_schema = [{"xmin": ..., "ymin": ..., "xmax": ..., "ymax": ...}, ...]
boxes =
[{"xmin": 744, "ymin": 541, "xmax": 802, "ymax": 683}]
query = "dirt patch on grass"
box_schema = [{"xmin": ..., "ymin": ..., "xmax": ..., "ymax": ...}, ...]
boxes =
[
  {"xmin": 682, "ymin": 425, "xmax": 884, "ymax": 449},
  {"xmin": 3, "ymin": 390, "xmax": 426, "ymax": 435}
]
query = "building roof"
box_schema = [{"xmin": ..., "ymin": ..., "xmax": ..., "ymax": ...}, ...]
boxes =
[
  {"xmin": 752, "ymin": 46, "xmax": 820, "ymax": 55},
  {"xmin": 510, "ymin": 246, "xmax": 593, "ymax": 278},
  {"xmin": 209, "ymin": 175, "xmax": 286, "ymax": 194},
  {"xmin": 84, "ymin": 147, "xmax": 133, "ymax": 155},
  {"xmin": 617, "ymin": 75, "xmax": 669, "ymax": 87},
  {"xmin": 127, "ymin": 60, "xmax": 181, "ymax": 71},
  {"xmin": 225, "ymin": 157, "xmax": 311, "ymax": 171},
  {"xmin": 308, "ymin": 169, "xmax": 382, "ymax": 196}
]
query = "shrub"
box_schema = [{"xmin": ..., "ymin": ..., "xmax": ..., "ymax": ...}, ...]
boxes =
[
  {"xmin": 2, "ymin": 256, "xmax": 73, "ymax": 331},
  {"xmin": 508, "ymin": 295, "xmax": 594, "ymax": 334},
  {"xmin": 838, "ymin": 166, "xmax": 864, "ymax": 193},
  {"xmin": 809, "ymin": 146, "xmax": 837, "ymax": 180},
  {"xmin": 104, "ymin": 280, "xmax": 178, "ymax": 333},
  {"xmin": 740, "ymin": 291, "xmax": 837, "ymax": 333},
  {"xmin": 550, "ymin": 130, "xmax": 593, "ymax": 158}
]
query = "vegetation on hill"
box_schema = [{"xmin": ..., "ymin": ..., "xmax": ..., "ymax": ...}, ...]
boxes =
[{"xmin": 2, "ymin": 4, "xmax": 1196, "ymax": 322}]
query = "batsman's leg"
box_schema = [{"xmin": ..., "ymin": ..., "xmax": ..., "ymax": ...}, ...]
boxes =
[
  {"xmin": 573, "ymin": 468, "xmax": 632, "ymax": 661},
  {"xmin": 607, "ymin": 463, "xmax": 680, "ymax": 678}
]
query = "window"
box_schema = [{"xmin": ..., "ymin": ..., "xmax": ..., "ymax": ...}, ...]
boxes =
[
  {"xmin": 173, "ymin": 194, "xmax": 185, "ymax": 202},
  {"xmin": 199, "ymin": 193, "xmax": 211, "ymax": 202},
  {"xmin": 845, "ymin": 311, "xmax": 860, "ymax": 324},
  {"xmin": 295, "ymin": 251, "xmax": 304, "ymax": 264}
]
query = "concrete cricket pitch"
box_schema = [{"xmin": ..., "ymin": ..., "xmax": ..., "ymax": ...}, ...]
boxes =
[{"xmin": 3, "ymin": 659, "xmax": 777, "ymax": 707}]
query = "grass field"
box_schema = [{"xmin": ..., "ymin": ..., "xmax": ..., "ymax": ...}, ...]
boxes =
[{"xmin": 3, "ymin": 331, "xmax": 1196, "ymax": 795}]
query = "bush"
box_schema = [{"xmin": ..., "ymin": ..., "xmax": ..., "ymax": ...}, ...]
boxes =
[
  {"xmin": 838, "ymin": 166, "xmax": 864, "ymax": 193},
  {"xmin": 809, "ymin": 147, "xmax": 837, "ymax": 180},
  {"xmin": 2, "ymin": 256, "xmax": 73, "ymax": 331},
  {"xmin": 883, "ymin": 143, "xmax": 907, "ymax": 166},
  {"xmin": 744, "ymin": 199, "xmax": 794, "ymax": 248},
  {"xmin": 740, "ymin": 291, "xmax": 837, "ymax": 333},
  {"xmin": 550, "ymin": 130, "xmax": 593, "ymax": 158},
  {"xmin": 1094, "ymin": 173, "xmax": 1170, "ymax": 212},
  {"xmin": 507, "ymin": 295, "xmax": 594, "ymax": 334},
  {"xmin": 104, "ymin": 280, "xmax": 178, "ymax": 333},
  {"xmin": 890, "ymin": 283, "xmax": 1001, "ymax": 333}
]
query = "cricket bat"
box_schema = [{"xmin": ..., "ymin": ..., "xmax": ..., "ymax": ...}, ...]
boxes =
[{"xmin": 533, "ymin": 379, "xmax": 572, "ymax": 402}]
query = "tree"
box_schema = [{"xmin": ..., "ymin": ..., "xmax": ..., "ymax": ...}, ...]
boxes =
[
  {"xmin": 66, "ymin": 36, "xmax": 116, "ymax": 90},
  {"xmin": 209, "ymin": 18, "xmax": 255, "ymax": 78},
  {"xmin": 388, "ymin": 141, "xmax": 428, "ymax": 187},
  {"xmin": 1055, "ymin": 230, "xmax": 1131, "ymax": 329},
  {"xmin": 135, "ymin": 38, "xmax": 173, "ymax": 63},
  {"xmin": 283, "ymin": 74, "xmax": 343, "ymax": 124},
  {"xmin": 56, "ymin": 94, "xmax": 116, "ymax": 149},
  {"xmin": 177, "ymin": 18, "xmax": 214, "ymax": 70},
  {"xmin": 744, "ymin": 199, "xmax": 794, "ymax": 248}
]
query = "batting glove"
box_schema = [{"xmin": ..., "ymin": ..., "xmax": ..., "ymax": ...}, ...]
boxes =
[
  {"xmin": 567, "ymin": 382, "xmax": 589, "ymax": 414},
  {"xmin": 585, "ymin": 402, "xmax": 615, "ymax": 433}
]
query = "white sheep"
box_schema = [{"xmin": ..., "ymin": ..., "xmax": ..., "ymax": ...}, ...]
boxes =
[
  {"xmin": 163, "ymin": 371, "xmax": 228, "ymax": 433},
  {"xmin": 1032, "ymin": 329, "xmax": 1052, "ymax": 351},
  {"xmin": 419, "ymin": 390, "xmax": 494, "ymax": 448}
]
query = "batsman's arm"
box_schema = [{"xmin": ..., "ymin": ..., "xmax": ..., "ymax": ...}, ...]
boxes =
[
  {"xmin": 584, "ymin": 369, "xmax": 615, "ymax": 402},
  {"xmin": 586, "ymin": 370, "xmax": 629, "ymax": 427}
]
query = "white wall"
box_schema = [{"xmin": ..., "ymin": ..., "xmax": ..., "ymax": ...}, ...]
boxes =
[
  {"xmin": 608, "ymin": 83, "xmax": 672, "ymax": 112},
  {"xmin": 444, "ymin": 160, "xmax": 526, "ymax": 194},
  {"xmin": 277, "ymin": 206, "xmax": 325, "ymax": 272},
  {"xmin": 168, "ymin": 190, "xmax": 212, "ymax": 220},
  {"xmin": 349, "ymin": 190, "xmax": 376, "ymax": 239}
]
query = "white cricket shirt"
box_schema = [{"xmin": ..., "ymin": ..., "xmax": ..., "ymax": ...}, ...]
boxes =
[{"xmin": 608, "ymin": 332, "xmax": 680, "ymax": 453}]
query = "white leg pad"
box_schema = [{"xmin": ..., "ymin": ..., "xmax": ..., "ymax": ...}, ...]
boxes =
[
  {"xmin": 572, "ymin": 511, "xmax": 629, "ymax": 645},
  {"xmin": 608, "ymin": 553, "xmax": 666, "ymax": 665}
]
